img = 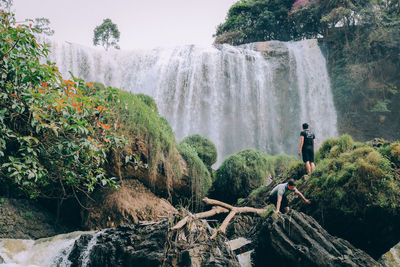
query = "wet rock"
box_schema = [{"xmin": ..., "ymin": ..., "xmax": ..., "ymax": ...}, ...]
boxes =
[
  {"xmin": 0, "ymin": 198, "xmax": 71, "ymax": 239},
  {"xmin": 68, "ymin": 219, "xmax": 240, "ymax": 267},
  {"xmin": 254, "ymin": 210, "xmax": 381, "ymax": 267},
  {"xmin": 379, "ymin": 242, "xmax": 400, "ymax": 267}
]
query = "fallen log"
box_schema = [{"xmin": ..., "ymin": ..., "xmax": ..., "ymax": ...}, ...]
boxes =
[{"xmin": 172, "ymin": 197, "xmax": 271, "ymax": 239}]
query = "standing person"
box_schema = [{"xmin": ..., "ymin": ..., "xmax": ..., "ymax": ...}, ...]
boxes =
[
  {"xmin": 298, "ymin": 123, "xmax": 315, "ymax": 175},
  {"xmin": 269, "ymin": 179, "xmax": 310, "ymax": 214}
]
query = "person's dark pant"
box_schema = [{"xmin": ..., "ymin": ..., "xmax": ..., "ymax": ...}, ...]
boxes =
[
  {"xmin": 302, "ymin": 146, "xmax": 314, "ymax": 163},
  {"xmin": 268, "ymin": 194, "xmax": 288, "ymax": 213}
]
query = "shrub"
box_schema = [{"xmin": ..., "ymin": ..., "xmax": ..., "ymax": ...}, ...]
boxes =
[
  {"xmin": 212, "ymin": 149, "xmax": 272, "ymax": 203},
  {"xmin": 380, "ymin": 142, "xmax": 400, "ymax": 168},
  {"xmin": 181, "ymin": 134, "xmax": 217, "ymax": 169},
  {"xmin": 315, "ymin": 134, "xmax": 356, "ymax": 161},
  {"xmin": 0, "ymin": 11, "xmax": 125, "ymax": 201}
]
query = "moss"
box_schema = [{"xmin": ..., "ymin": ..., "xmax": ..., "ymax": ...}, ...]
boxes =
[
  {"xmin": 271, "ymin": 154, "xmax": 300, "ymax": 177},
  {"xmin": 181, "ymin": 134, "xmax": 217, "ymax": 169},
  {"xmin": 136, "ymin": 93, "xmax": 158, "ymax": 113},
  {"xmin": 305, "ymin": 139, "xmax": 399, "ymax": 214},
  {"xmin": 111, "ymin": 90, "xmax": 182, "ymax": 184},
  {"xmin": 248, "ymin": 185, "xmax": 270, "ymax": 200},
  {"xmin": 177, "ymin": 143, "xmax": 212, "ymax": 210},
  {"xmin": 212, "ymin": 149, "xmax": 272, "ymax": 204},
  {"xmin": 315, "ymin": 134, "xmax": 356, "ymax": 161},
  {"xmin": 380, "ymin": 142, "xmax": 400, "ymax": 168},
  {"xmin": 298, "ymin": 136, "xmax": 400, "ymax": 257},
  {"xmin": 93, "ymin": 82, "xmax": 106, "ymax": 91}
]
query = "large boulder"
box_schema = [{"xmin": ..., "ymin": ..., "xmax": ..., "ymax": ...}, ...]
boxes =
[
  {"xmin": 68, "ymin": 219, "xmax": 240, "ymax": 267},
  {"xmin": 253, "ymin": 210, "xmax": 381, "ymax": 266},
  {"xmin": 180, "ymin": 134, "xmax": 218, "ymax": 170},
  {"xmin": 295, "ymin": 136, "xmax": 400, "ymax": 258},
  {"xmin": 211, "ymin": 149, "xmax": 273, "ymax": 204}
]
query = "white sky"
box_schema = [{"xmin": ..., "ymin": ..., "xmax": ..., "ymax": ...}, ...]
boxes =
[{"xmin": 12, "ymin": 0, "xmax": 237, "ymax": 49}]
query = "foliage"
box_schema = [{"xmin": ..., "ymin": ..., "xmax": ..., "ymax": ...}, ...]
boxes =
[
  {"xmin": 181, "ymin": 134, "xmax": 217, "ymax": 169},
  {"xmin": 214, "ymin": 0, "xmax": 298, "ymax": 45},
  {"xmin": 0, "ymin": 11, "xmax": 125, "ymax": 200},
  {"xmin": 93, "ymin": 18, "xmax": 120, "ymax": 51},
  {"xmin": 30, "ymin": 17, "xmax": 54, "ymax": 36},
  {"xmin": 379, "ymin": 142, "xmax": 400, "ymax": 168},
  {"xmin": 177, "ymin": 143, "xmax": 212, "ymax": 210},
  {"xmin": 212, "ymin": 149, "xmax": 272, "ymax": 203},
  {"xmin": 136, "ymin": 93, "xmax": 158, "ymax": 113},
  {"xmin": 315, "ymin": 134, "xmax": 356, "ymax": 161}
]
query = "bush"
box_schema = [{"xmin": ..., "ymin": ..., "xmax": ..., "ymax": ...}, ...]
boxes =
[
  {"xmin": 380, "ymin": 142, "xmax": 400, "ymax": 168},
  {"xmin": 315, "ymin": 134, "xmax": 356, "ymax": 161},
  {"xmin": 181, "ymin": 134, "xmax": 217, "ymax": 169},
  {"xmin": 177, "ymin": 143, "xmax": 212, "ymax": 210},
  {"xmin": 212, "ymin": 149, "xmax": 272, "ymax": 204},
  {"xmin": 0, "ymin": 11, "xmax": 125, "ymax": 200}
]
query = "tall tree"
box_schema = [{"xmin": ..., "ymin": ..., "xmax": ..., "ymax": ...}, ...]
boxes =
[
  {"xmin": 31, "ymin": 17, "xmax": 54, "ymax": 36},
  {"xmin": 93, "ymin": 18, "xmax": 120, "ymax": 51}
]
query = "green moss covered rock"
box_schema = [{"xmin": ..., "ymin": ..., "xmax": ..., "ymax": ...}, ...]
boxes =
[
  {"xmin": 181, "ymin": 134, "xmax": 217, "ymax": 168},
  {"xmin": 177, "ymin": 143, "xmax": 212, "ymax": 210},
  {"xmin": 211, "ymin": 149, "xmax": 272, "ymax": 204},
  {"xmin": 298, "ymin": 136, "xmax": 400, "ymax": 258}
]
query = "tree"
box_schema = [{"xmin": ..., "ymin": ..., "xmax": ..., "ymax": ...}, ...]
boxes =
[
  {"xmin": 214, "ymin": 0, "xmax": 297, "ymax": 45},
  {"xmin": 93, "ymin": 18, "xmax": 120, "ymax": 51},
  {"xmin": 31, "ymin": 17, "xmax": 54, "ymax": 36}
]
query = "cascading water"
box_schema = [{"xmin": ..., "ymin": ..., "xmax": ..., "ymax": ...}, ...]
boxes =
[
  {"xmin": 47, "ymin": 39, "xmax": 337, "ymax": 165},
  {"xmin": 0, "ymin": 231, "xmax": 90, "ymax": 266}
]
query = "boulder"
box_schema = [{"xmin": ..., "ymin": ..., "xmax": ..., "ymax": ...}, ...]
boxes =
[
  {"xmin": 254, "ymin": 210, "xmax": 381, "ymax": 266},
  {"xmin": 68, "ymin": 219, "xmax": 240, "ymax": 267},
  {"xmin": 295, "ymin": 138, "xmax": 400, "ymax": 258},
  {"xmin": 379, "ymin": 242, "xmax": 400, "ymax": 267},
  {"xmin": 0, "ymin": 198, "xmax": 71, "ymax": 239}
]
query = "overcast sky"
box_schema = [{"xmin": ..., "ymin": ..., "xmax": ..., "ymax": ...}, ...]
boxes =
[{"xmin": 12, "ymin": 0, "xmax": 237, "ymax": 49}]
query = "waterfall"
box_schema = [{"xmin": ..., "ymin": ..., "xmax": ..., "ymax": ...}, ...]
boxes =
[
  {"xmin": 47, "ymin": 39, "xmax": 337, "ymax": 165},
  {"xmin": 0, "ymin": 231, "xmax": 90, "ymax": 266}
]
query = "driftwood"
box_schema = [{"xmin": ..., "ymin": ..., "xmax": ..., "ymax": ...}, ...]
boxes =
[{"xmin": 172, "ymin": 197, "xmax": 268, "ymax": 239}]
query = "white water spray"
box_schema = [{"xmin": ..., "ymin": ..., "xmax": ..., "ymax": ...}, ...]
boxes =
[{"xmin": 0, "ymin": 231, "xmax": 90, "ymax": 267}]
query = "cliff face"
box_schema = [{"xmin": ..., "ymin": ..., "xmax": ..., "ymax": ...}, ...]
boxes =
[{"xmin": 323, "ymin": 29, "xmax": 400, "ymax": 142}]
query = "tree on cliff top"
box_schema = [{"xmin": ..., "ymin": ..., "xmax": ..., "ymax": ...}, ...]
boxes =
[
  {"xmin": 214, "ymin": 0, "xmax": 297, "ymax": 45},
  {"xmin": 93, "ymin": 18, "xmax": 120, "ymax": 51}
]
